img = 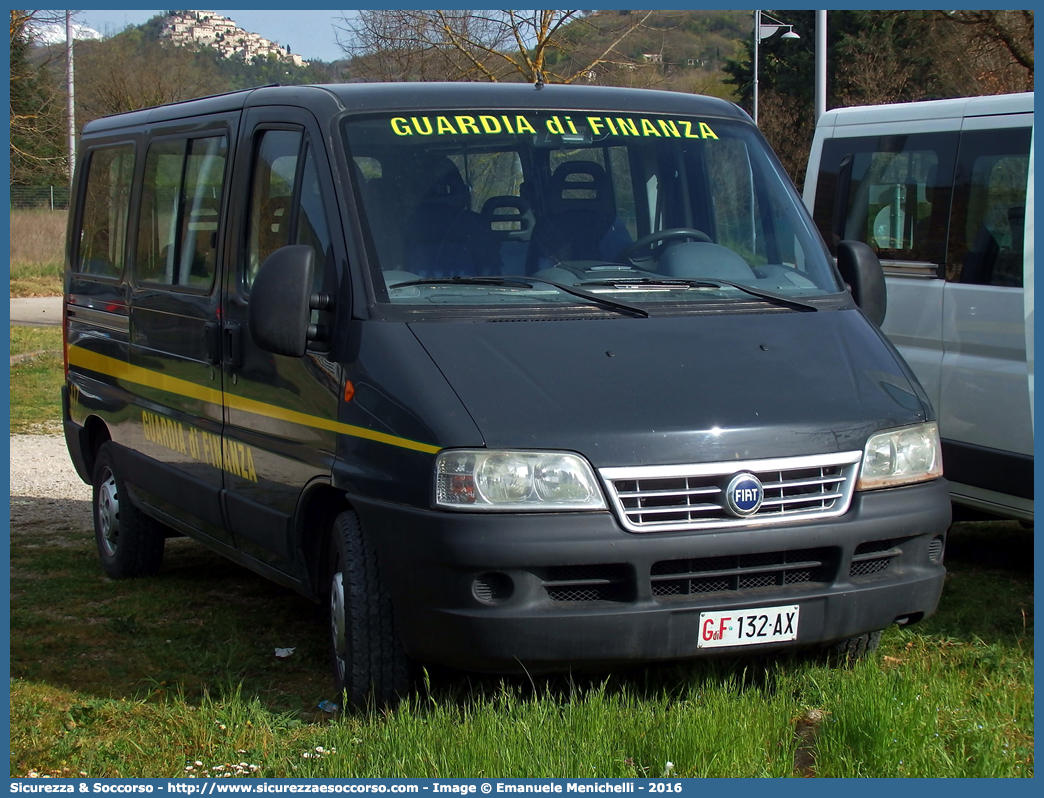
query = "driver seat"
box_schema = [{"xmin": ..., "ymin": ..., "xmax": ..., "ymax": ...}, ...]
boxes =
[{"xmin": 527, "ymin": 161, "xmax": 629, "ymax": 272}]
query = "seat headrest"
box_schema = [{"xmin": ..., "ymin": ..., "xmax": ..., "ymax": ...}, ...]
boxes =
[
  {"xmin": 548, "ymin": 161, "xmax": 613, "ymax": 215},
  {"xmin": 413, "ymin": 156, "xmax": 470, "ymax": 209}
]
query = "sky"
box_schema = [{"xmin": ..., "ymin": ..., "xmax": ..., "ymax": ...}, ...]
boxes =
[{"xmin": 75, "ymin": 9, "xmax": 354, "ymax": 63}]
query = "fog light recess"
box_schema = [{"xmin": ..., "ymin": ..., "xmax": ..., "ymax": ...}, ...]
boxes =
[
  {"xmin": 928, "ymin": 535, "xmax": 945, "ymax": 563},
  {"xmin": 473, "ymin": 572, "xmax": 513, "ymax": 604}
]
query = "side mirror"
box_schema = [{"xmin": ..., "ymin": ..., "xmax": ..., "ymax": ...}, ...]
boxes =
[
  {"xmin": 836, "ymin": 240, "xmax": 887, "ymax": 327},
  {"xmin": 249, "ymin": 245, "xmax": 315, "ymax": 358}
]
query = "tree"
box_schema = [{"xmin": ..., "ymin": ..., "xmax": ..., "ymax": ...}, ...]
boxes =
[
  {"xmin": 338, "ymin": 9, "xmax": 653, "ymax": 84},
  {"xmin": 935, "ymin": 10, "xmax": 1033, "ymax": 94},
  {"xmin": 74, "ymin": 28, "xmax": 225, "ymax": 120},
  {"xmin": 723, "ymin": 10, "xmax": 1034, "ymax": 185},
  {"xmin": 939, "ymin": 10, "xmax": 1033, "ymax": 73},
  {"xmin": 10, "ymin": 10, "xmax": 67, "ymax": 185}
]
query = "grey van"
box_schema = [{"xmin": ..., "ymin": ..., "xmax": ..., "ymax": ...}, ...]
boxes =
[
  {"xmin": 64, "ymin": 83, "xmax": 950, "ymax": 705},
  {"xmin": 804, "ymin": 92, "xmax": 1034, "ymax": 522}
]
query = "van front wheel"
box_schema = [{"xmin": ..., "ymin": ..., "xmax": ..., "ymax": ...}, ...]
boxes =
[
  {"xmin": 830, "ymin": 629, "xmax": 883, "ymax": 664},
  {"xmin": 328, "ymin": 510, "xmax": 408, "ymax": 708},
  {"xmin": 91, "ymin": 443, "xmax": 165, "ymax": 579}
]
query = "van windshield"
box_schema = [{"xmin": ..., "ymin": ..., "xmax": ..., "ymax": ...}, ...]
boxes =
[{"xmin": 342, "ymin": 110, "xmax": 843, "ymax": 311}]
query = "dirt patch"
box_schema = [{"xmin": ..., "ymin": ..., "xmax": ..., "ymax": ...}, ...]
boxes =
[{"xmin": 9, "ymin": 434, "xmax": 93, "ymax": 541}]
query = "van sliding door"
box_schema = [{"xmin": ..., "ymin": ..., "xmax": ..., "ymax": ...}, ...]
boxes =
[
  {"xmin": 127, "ymin": 118, "xmax": 237, "ymax": 544},
  {"xmin": 939, "ymin": 118, "xmax": 1033, "ymax": 508}
]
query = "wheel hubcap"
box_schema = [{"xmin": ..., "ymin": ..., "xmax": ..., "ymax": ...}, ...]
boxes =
[
  {"xmin": 96, "ymin": 468, "xmax": 120, "ymax": 558},
  {"xmin": 330, "ymin": 571, "xmax": 346, "ymax": 682}
]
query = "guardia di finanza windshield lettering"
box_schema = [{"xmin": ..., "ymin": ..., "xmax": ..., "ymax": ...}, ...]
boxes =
[{"xmin": 390, "ymin": 114, "xmax": 719, "ymax": 140}]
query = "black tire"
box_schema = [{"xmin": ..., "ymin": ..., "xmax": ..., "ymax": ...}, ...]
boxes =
[
  {"xmin": 91, "ymin": 443, "xmax": 165, "ymax": 579},
  {"xmin": 830, "ymin": 629, "xmax": 883, "ymax": 664},
  {"xmin": 328, "ymin": 510, "xmax": 409, "ymax": 708}
]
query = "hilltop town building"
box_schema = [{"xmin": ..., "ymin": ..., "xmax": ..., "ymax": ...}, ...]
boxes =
[{"xmin": 161, "ymin": 10, "xmax": 307, "ymax": 66}]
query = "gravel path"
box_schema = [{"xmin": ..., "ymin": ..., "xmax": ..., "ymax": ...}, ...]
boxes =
[{"xmin": 9, "ymin": 434, "xmax": 93, "ymax": 540}]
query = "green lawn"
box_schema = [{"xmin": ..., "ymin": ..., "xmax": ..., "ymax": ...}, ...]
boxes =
[
  {"xmin": 9, "ymin": 208, "xmax": 66, "ymax": 296},
  {"xmin": 9, "ymin": 512, "xmax": 1033, "ymax": 778},
  {"xmin": 8, "ymin": 333, "xmax": 1033, "ymax": 778},
  {"xmin": 10, "ymin": 325, "xmax": 64, "ymax": 433}
]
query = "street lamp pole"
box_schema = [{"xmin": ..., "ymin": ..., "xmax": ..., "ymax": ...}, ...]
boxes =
[
  {"xmin": 753, "ymin": 10, "xmax": 800, "ymax": 126},
  {"xmin": 66, "ymin": 11, "xmax": 75, "ymax": 182},
  {"xmin": 815, "ymin": 10, "xmax": 827, "ymax": 123},
  {"xmin": 753, "ymin": 9, "xmax": 760, "ymax": 125}
]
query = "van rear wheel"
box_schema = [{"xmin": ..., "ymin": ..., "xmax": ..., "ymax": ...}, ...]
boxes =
[
  {"xmin": 328, "ymin": 510, "xmax": 408, "ymax": 708},
  {"xmin": 91, "ymin": 443, "xmax": 165, "ymax": 579}
]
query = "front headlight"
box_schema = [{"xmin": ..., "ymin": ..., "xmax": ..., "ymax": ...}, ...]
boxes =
[
  {"xmin": 434, "ymin": 450, "xmax": 606, "ymax": 511},
  {"xmin": 857, "ymin": 422, "xmax": 943, "ymax": 490}
]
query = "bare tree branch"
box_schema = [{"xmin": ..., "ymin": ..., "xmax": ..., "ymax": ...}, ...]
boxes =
[
  {"xmin": 336, "ymin": 10, "xmax": 651, "ymax": 85},
  {"xmin": 938, "ymin": 10, "xmax": 1033, "ymax": 71}
]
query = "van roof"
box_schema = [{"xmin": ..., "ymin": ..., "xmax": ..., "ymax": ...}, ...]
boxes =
[
  {"xmin": 816, "ymin": 91, "xmax": 1034, "ymax": 130},
  {"xmin": 81, "ymin": 82, "xmax": 749, "ymax": 135}
]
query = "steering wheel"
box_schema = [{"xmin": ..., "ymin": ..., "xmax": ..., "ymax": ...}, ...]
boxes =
[{"xmin": 618, "ymin": 228, "xmax": 712, "ymax": 262}]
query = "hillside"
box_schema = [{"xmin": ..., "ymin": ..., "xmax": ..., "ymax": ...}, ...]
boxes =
[{"xmin": 45, "ymin": 12, "xmax": 330, "ymax": 126}]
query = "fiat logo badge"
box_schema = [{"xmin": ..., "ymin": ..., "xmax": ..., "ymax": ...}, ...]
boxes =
[{"xmin": 725, "ymin": 472, "xmax": 764, "ymax": 517}]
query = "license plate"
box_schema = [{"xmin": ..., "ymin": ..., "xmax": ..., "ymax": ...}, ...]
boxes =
[{"xmin": 697, "ymin": 604, "xmax": 800, "ymax": 648}]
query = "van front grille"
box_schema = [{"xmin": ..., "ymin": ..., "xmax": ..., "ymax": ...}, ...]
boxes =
[
  {"xmin": 600, "ymin": 452, "xmax": 861, "ymax": 533},
  {"xmin": 849, "ymin": 538, "xmax": 904, "ymax": 579},
  {"xmin": 651, "ymin": 547, "xmax": 832, "ymax": 599},
  {"xmin": 536, "ymin": 564, "xmax": 631, "ymax": 603}
]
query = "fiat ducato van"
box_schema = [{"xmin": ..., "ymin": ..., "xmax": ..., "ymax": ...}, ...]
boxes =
[
  {"xmin": 804, "ymin": 93, "xmax": 1033, "ymax": 522},
  {"xmin": 64, "ymin": 83, "xmax": 950, "ymax": 706}
]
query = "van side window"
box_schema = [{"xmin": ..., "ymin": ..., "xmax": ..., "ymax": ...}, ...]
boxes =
[
  {"xmin": 947, "ymin": 127, "xmax": 1031, "ymax": 287},
  {"xmin": 135, "ymin": 135, "xmax": 228, "ymax": 290},
  {"xmin": 708, "ymin": 139, "xmax": 763, "ymax": 263},
  {"xmin": 76, "ymin": 144, "xmax": 135, "ymax": 278},
  {"xmin": 294, "ymin": 144, "xmax": 333, "ymax": 283},
  {"xmin": 607, "ymin": 146, "xmax": 638, "ymax": 241},
  {"xmin": 245, "ymin": 130, "xmax": 302, "ymax": 289},
  {"xmin": 811, "ymin": 134, "xmax": 958, "ymax": 267}
]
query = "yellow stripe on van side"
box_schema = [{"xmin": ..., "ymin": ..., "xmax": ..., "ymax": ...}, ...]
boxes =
[{"xmin": 67, "ymin": 346, "xmax": 442, "ymax": 455}]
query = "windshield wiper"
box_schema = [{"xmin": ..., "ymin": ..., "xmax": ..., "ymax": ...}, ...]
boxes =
[
  {"xmin": 387, "ymin": 274, "xmax": 649, "ymax": 317},
  {"xmin": 389, "ymin": 276, "xmax": 535, "ymax": 289},
  {"xmin": 579, "ymin": 277, "xmax": 819, "ymax": 312},
  {"xmin": 696, "ymin": 279, "xmax": 819, "ymax": 312},
  {"xmin": 526, "ymin": 278, "xmax": 649, "ymax": 318}
]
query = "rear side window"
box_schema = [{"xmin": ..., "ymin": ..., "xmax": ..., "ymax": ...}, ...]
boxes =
[
  {"xmin": 947, "ymin": 127, "xmax": 1031, "ymax": 286},
  {"xmin": 135, "ymin": 134, "xmax": 228, "ymax": 290},
  {"xmin": 76, "ymin": 144, "xmax": 135, "ymax": 278}
]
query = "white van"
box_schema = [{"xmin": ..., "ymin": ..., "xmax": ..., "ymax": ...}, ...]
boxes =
[{"xmin": 804, "ymin": 93, "xmax": 1034, "ymax": 521}]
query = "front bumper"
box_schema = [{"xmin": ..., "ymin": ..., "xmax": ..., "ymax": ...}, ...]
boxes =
[{"xmin": 350, "ymin": 478, "xmax": 950, "ymax": 672}]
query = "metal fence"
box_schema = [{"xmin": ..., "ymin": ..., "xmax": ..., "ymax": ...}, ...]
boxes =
[{"xmin": 10, "ymin": 185, "xmax": 71, "ymax": 211}]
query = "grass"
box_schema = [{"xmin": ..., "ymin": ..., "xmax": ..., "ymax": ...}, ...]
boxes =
[
  {"xmin": 10, "ymin": 326, "xmax": 64, "ymax": 433},
  {"xmin": 8, "ymin": 346, "xmax": 1034, "ymax": 778},
  {"xmin": 9, "ymin": 208, "xmax": 67, "ymax": 296},
  {"xmin": 9, "ymin": 509, "xmax": 1034, "ymax": 778}
]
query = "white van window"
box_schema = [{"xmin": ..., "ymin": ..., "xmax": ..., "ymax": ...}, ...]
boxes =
[
  {"xmin": 76, "ymin": 144, "xmax": 134, "ymax": 278},
  {"xmin": 810, "ymin": 133, "xmax": 959, "ymax": 268},
  {"xmin": 947, "ymin": 128, "xmax": 1031, "ymax": 287},
  {"xmin": 135, "ymin": 135, "xmax": 228, "ymax": 290}
]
